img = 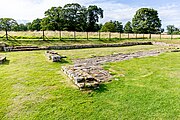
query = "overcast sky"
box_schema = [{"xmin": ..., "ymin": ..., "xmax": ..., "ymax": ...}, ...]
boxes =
[{"xmin": 0, "ymin": 0, "xmax": 180, "ymax": 29}]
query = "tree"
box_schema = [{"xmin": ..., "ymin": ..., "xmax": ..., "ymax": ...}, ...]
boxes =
[
  {"xmin": 42, "ymin": 3, "xmax": 103, "ymax": 32},
  {"xmin": 160, "ymin": 28, "xmax": 164, "ymax": 33},
  {"xmin": 166, "ymin": 25, "xmax": 179, "ymax": 34},
  {"xmin": 0, "ymin": 18, "xmax": 18, "ymax": 40},
  {"xmin": 132, "ymin": 8, "xmax": 161, "ymax": 34},
  {"xmin": 124, "ymin": 21, "xmax": 133, "ymax": 33},
  {"xmin": 26, "ymin": 22, "xmax": 32, "ymax": 31},
  {"xmin": 18, "ymin": 24, "xmax": 28, "ymax": 31},
  {"xmin": 100, "ymin": 22, "xmax": 115, "ymax": 32},
  {"xmin": 87, "ymin": 5, "xmax": 103, "ymax": 31},
  {"xmin": 42, "ymin": 6, "xmax": 64, "ymax": 31},
  {"xmin": 31, "ymin": 18, "xmax": 42, "ymax": 31},
  {"xmin": 63, "ymin": 3, "xmax": 86, "ymax": 31},
  {"xmin": 113, "ymin": 21, "xmax": 123, "ymax": 32}
]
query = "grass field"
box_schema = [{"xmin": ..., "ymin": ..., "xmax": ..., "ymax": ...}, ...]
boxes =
[
  {"xmin": 0, "ymin": 45, "xmax": 179, "ymax": 120},
  {"xmin": 1, "ymin": 31, "xmax": 180, "ymax": 40},
  {"xmin": 0, "ymin": 38, "xmax": 180, "ymax": 47}
]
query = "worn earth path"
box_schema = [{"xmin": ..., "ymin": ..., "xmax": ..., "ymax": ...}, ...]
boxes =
[{"xmin": 62, "ymin": 42, "xmax": 179, "ymax": 88}]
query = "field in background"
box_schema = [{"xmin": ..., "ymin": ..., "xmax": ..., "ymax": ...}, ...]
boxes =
[{"xmin": 0, "ymin": 31, "xmax": 180, "ymax": 40}]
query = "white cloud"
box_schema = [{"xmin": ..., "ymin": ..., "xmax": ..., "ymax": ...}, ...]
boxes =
[
  {"xmin": 0, "ymin": 0, "xmax": 180, "ymax": 29},
  {"xmin": 0, "ymin": 0, "xmax": 86, "ymax": 21},
  {"xmin": 158, "ymin": 4, "xmax": 180, "ymax": 28}
]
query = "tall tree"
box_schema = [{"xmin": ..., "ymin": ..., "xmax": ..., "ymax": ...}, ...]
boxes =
[
  {"xmin": 0, "ymin": 18, "xmax": 18, "ymax": 39},
  {"xmin": 63, "ymin": 3, "xmax": 83, "ymax": 31},
  {"xmin": 26, "ymin": 22, "xmax": 32, "ymax": 31},
  {"xmin": 166, "ymin": 25, "xmax": 179, "ymax": 34},
  {"xmin": 87, "ymin": 5, "xmax": 103, "ymax": 31},
  {"xmin": 112, "ymin": 21, "xmax": 123, "ymax": 32},
  {"xmin": 0, "ymin": 18, "xmax": 18, "ymax": 31},
  {"xmin": 132, "ymin": 8, "xmax": 161, "ymax": 34},
  {"xmin": 76, "ymin": 6, "xmax": 88, "ymax": 31},
  {"xmin": 124, "ymin": 21, "xmax": 133, "ymax": 33},
  {"xmin": 31, "ymin": 18, "xmax": 42, "ymax": 31},
  {"xmin": 42, "ymin": 6, "xmax": 64, "ymax": 31}
]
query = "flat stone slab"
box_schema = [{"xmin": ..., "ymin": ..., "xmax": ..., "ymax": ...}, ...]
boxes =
[
  {"xmin": 0, "ymin": 56, "xmax": 6, "ymax": 64},
  {"xmin": 45, "ymin": 51, "xmax": 66, "ymax": 62}
]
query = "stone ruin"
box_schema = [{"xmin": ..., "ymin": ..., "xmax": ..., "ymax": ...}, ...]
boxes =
[
  {"xmin": 45, "ymin": 51, "xmax": 66, "ymax": 62},
  {"xmin": 62, "ymin": 49, "xmax": 169, "ymax": 90},
  {"xmin": 0, "ymin": 56, "xmax": 6, "ymax": 64},
  {"xmin": 62, "ymin": 65, "xmax": 111, "ymax": 89}
]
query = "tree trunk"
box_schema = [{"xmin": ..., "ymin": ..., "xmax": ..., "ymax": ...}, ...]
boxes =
[
  {"xmin": 5, "ymin": 30, "xmax": 8, "ymax": 40},
  {"xmin": 43, "ymin": 30, "xmax": 45, "ymax": 40},
  {"xmin": 149, "ymin": 34, "xmax": 151, "ymax": 39}
]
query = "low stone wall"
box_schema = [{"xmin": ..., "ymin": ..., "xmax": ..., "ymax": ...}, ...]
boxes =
[
  {"xmin": 4, "ymin": 46, "xmax": 47, "ymax": 52},
  {"xmin": 48, "ymin": 42, "xmax": 152, "ymax": 50},
  {"xmin": 2, "ymin": 42, "xmax": 152, "ymax": 52}
]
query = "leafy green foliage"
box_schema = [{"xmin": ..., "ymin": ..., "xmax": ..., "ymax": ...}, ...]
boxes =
[
  {"xmin": 113, "ymin": 21, "xmax": 123, "ymax": 32},
  {"xmin": 40, "ymin": 3, "xmax": 103, "ymax": 32},
  {"xmin": 124, "ymin": 21, "xmax": 133, "ymax": 33},
  {"xmin": 132, "ymin": 8, "xmax": 161, "ymax": 34},
  {"xmin": 87, "ymin": 5, "xmax": 103, "ymax": 31},
  {"xmin": 31, "ymin": 18, "xmax": 42, "ymax": 31},
  {"xmin": 166, "ymin": 25, "xmax": 180, "ymax": 34},
  {"xmin": 41, "ymin": 6, "xmax": 64, "ymax": 31},
  {"xmin": 100, "ymin": 22, "xmax": 115, "ymax": 32},
  {"xmin": 101, "ymin": 20, "xmax": 123, "ymax": 32},
  {"xmin": 0, "ymin": 18, "xmax": 18, "ymax": 31}
]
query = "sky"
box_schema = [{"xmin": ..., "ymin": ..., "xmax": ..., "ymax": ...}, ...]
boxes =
[{"xmin": 0, "ymin": 0, "xmax": 180, "ymax": 29}]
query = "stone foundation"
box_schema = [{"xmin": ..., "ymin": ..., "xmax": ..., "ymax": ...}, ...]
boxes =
[{"xmin": 62, "ymin": 49, "xmax": 168, "ymax": 90}]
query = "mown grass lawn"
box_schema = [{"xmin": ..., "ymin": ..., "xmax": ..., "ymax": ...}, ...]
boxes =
[
  {"xmin": 0, "ymin": 45, "xmax": 179, "ymax": 120},
  {"xmin": 0, "ymin": 38, "xmax": 180, "ymax": 47}
]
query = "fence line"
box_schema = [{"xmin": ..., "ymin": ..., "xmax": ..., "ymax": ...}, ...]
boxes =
[{"xmin": 0, "ymin": 31, "xmax": 179, "ymax": 40}]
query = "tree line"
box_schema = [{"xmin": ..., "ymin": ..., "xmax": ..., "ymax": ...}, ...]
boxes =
[{"xmin": 0, "ymin": 3, "xmax": 178, "ymax": 34}]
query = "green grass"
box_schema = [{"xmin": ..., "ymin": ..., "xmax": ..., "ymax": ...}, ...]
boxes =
[
  {"xmin": 0, "ymin": 38, "xmax": 180, "ymax": 47},
  {"xmin": 0, "ymin": 46, "xmax": 179, "ymax": 120}
]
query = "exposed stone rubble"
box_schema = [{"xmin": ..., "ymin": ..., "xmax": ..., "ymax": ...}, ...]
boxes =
[
  {"xmin": 152, "ymin": 42, "xmax": 180, "ymax": 47},
  {"xmin": 49, "ymin": 42, "xmax": 152, "ymax": 50},
  {"xmin": 62, "ymin": 49, "xmax": 168, "ymax": 89},
  {"xmin": 2, "ymin": 42, "xmax": 153, "ymax": 52},
  {"xmin": 62, "ymin": 65, "xmax": 110, "ymax": 89},
  {"xmin": 0, "ymin": 56, "xmax": 6, "ymax": 64},
  {"xmin": 45, "ymin": 51, "xmax": 66, "ymax": 62}
]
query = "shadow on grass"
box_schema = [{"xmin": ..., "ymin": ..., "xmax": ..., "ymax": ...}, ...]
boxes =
[
  {"xmin": 51, "ymin": 58, "xmax": 70, "ymax": 64},
  {"xmin": 1, "ymin": 60, "xmax": 10, "ymax": 65},
  {"xmin": 93, "ymin": 84, "xmax": 109, "ymax": 93},
  {"xmin": 60, "ymin": 58, "xmax": 69, "ymax": 64}
]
